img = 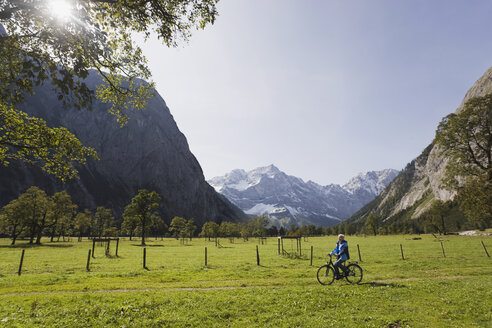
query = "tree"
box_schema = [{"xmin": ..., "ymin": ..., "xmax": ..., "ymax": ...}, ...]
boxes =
[
  {"xmin": 200, "ymin": 221, "xmax": 220, "ymax": 240},
  {"xmin": 169, "ymin": 216, "xmax": 187, "ymax": 243},
  {"xmin": 0, "ymin": 198, "xmax": 27, "ymax": 245},
  {"xmin": 239, "ymin": 222, "xmax": 253, "ymax": 241},
  {"xmin": 122, "ymin": 189, "xmax": 161, "ymax": 245},
  {"xmin": 435, "ymin": 94, "xmax": 492, "ymax": 229},
  {"xmin": 287, "ymin": 224, "xmax": 299, "ymax": 236},
  {"xmin": 121, "ymin": 213, "xmax": 139, "ymax": 241},
  {"xmin": 364, "ymin": 214, "xmax": 379, "ymax": 236},
  {"xmin": 344, "ymin": 224, "xmax": 356, "ymax": 236},
  {"xmin": 73, "ymin": 209, "xmax": 92, "ymax": 241},
  {"xmin": 266, "ymin": 225, "xmax": 279, "ymax": 237},
  {"xmin": 219, "ymin": 221, "xmax": 238, "ymax": 238},
  {"xmin": 435, "ymin": 94, "xmax": 492, "ymax": 184},
  {"xmin": 16, "ymin": 186, "xmax": 53, "ymax": 244},
  {"xmin": 185, "ymin": 219, "xmax": 197, "ymax": 241},
  {"xmin": 48, "ymin": 191, "xmax": 75, "ymax": 242},
  {"xmin": 424, "ymin": 200, "xmax": 453, "ymax": 235},
  {"xmin": 0, "ymin": 0, "xmax": 218, "ymax": 180},
  {"xmin": 92, "ymin": 206, "xmax": 114, "ymax": 238},
  {"xmin": 456, "ymin": 175, "xmax": 491, "ymax": 230},
  {"xmin": 249, "ymin": 216, "xmax": 268, "ymax": 237}
]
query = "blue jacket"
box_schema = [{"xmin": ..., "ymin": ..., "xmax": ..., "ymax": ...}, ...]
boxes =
[{"xmin": 330, "ymin": 240, "xmax": 348, "ymax": 261}]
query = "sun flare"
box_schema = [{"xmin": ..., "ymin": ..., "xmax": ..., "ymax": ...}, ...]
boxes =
[{"xmin": 47, "ymin": 0, "xmax": 73, "ymax": 22}]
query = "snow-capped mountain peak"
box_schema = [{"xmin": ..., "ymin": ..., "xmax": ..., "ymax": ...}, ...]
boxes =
[
  {"xmin": 208, "ymin": 165, "xmax": 399, "ymax": 227},
  {"xmin": 343, "ymin": 169, "xmax": 399, "ymax": 195},
  {"xmin": 209, "ymin": 164, "xmax": 284, "ymax": 192}
]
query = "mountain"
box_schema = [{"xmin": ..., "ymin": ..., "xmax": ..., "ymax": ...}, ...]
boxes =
[
  {"xmin": 347, "ymin": 66, "xmax": 492, "ymax": 226},
  {"xmin": 0, "ymin": 72, "xmax": 246, "ymax": 225},
  {"xmin": 208, "ymin": 165, "xmax": 398, "ymax": 227}
]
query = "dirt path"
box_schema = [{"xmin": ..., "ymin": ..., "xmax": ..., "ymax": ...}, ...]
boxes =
[{"xmin": 0, "ymin": 274, "xmax": 478, "ymax": 297}]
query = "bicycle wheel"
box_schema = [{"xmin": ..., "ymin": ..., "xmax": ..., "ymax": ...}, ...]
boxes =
[
  {"xmin": 345, "ymin": 263, "xmax": 363, "ymax": 284},
  {"xmin": 317, "ymin": 265, "xmax": 335, "ymax": 285}
]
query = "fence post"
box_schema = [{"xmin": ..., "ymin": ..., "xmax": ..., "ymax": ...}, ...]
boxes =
[
  {"xmin": 440, "ymin": 241, "xmax": 446, "ymax": 258},
  {"xmin": 143, "ymin": 247, "xmax": 147, "ymax": 269},
  {"xmin": 18, "ymin": 249, "xmax": 25, "ymax": 276},
  {"xmin": 256, "ymin": 245, "xmax": 260, "ymax": 266},
  {"xmin": 310, "ymin": 246, "xmax": 313, "ymax": 266},
  {"xmin": 357, "ymin": 244, "xmax": 362, "ymax": 262},
  {"xmin": 205, "ymin": 247, "xmax": 208, "ymax": 266},
  {"xmin": 115, "ymin": 238, "xmax": 119, "ymax": 257},
  {"xmin": 481, "ymin": 241, "xmax": 490, "ymax": 257},
  {"xmin": 400, "ymin": 244, "xmax": 405, "ymax": 260},
  {"xmin": 278, "ymin": 238, "xmax": 281, "ymax": 255},
  {"xmin": 86, "ymin": 249, "xmax": 91, "ymax": 271},
  {"xmin": 92, "ymin": 239, "xmax": 95, "ymax": 258}
]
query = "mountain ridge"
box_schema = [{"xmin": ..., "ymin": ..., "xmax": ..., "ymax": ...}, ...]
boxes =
[
  {"xmin": 0, "ymin": 71, "xmax": 246, "ymax": 225},
  {"xmin": 208, "ymin": 165, "xmax": 398, "ymax": 227},
  {"xmin": 346, "ymin": 66, "xmax": 492, "ymax": 226}
]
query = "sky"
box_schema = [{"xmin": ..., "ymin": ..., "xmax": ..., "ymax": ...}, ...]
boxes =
[{"xmin": 135, "ymin": 0, "xmax": 492, "ymax": 185}]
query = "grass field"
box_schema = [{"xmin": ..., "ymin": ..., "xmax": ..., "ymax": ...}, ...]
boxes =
[{"xmin": 0, "ymin": 235, "xmax": 490, "ymax": 327}]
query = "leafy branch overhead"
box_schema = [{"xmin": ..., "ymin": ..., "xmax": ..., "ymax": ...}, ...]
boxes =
[{"xmin": 0, "ymin": 0, "xmax": 218, "ymax": 180}]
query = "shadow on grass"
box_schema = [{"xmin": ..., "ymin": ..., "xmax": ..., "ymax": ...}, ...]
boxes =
[
  {"xmin": 44, "ymin": 243, "xmax": 74, "ymax": 248},
  {"xmin": 360, "ymin": 281, "xmax": 405, "ymax": 288},
  {"xmin": 131, "ymin": 244, "xmax": 165, "ymax": 247},
  {"xmin": 0, "ymin": 243, "xmax": 73, "ymax": 249}
]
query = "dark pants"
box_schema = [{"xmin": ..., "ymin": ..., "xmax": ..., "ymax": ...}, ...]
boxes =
[{"xmin": 333, "ymin": 258, "xmax": 347, "ymax": 276}]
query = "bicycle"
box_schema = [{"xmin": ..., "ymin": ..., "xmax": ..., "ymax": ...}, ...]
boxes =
[{"xmin": 316, "ymin": 254, "xmax": 363, "ymax": 285}]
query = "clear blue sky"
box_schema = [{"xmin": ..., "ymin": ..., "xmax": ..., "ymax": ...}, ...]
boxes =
[{"xmin": 135, "ymin": 0, "xmax": 492, "ymax": 185}]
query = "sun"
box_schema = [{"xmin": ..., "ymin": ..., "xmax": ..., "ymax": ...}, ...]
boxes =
[{"xmin": 46, "ymin": 0, "xmax": 74, "ymax": 22}]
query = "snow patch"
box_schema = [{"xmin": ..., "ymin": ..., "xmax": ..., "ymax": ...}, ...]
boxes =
[{"xmin": 245, "ymin": 203, "xmax": 278, "ymax": 215}]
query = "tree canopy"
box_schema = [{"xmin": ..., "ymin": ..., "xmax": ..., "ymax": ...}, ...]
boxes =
[
  {"xmin": 122, "ymin": 189, "xmax": 161, "ymax": 245},
  {"xmin": 435, "ymin": 94, "xmax": 492, "ymax": 229},
  {"xmin": 0, "ymin": 0, "xmax": 218, "ymax": 180},
  {"xmin": 435, "ymin": 94, "xmax": 492, "ymax": 184}
]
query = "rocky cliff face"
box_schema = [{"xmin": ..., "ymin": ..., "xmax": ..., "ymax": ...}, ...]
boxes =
[
  {"xmin": 348, "ymin": 66, "xmax": 492, "ymax": 224},
  {"xmin": 208, "ymin": 165, "xmax": 398, "ymax": 227},
  {"xmin": 0, "ymin": 72, "xmax": 246, "ymax": 225}
]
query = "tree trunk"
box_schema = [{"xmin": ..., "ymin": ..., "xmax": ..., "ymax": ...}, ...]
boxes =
[
  {"xmin": 35, "ymin": 230, "xmax": 42, "ymax": 244},
  {"xmin": 29, "ymin": 226, "xmax": 36, "ymax": 244},
  {"xmin": 141, "ymin": 220, "xmax": 146, "ymax": 246},
  {"xmin": 50, "ymin": 227, "xmax": 56, "ymax": 242}
]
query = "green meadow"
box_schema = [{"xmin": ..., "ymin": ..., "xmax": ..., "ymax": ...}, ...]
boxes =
[{"xmin": 0, "ymin": 235, "xmax": 490, "ymax": 327}]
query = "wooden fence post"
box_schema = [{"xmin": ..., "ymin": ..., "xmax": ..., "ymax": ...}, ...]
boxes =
[
  {"xmin": 440, "ymin": 241, "xmax": 446, "ymax": 258},
  {"xmin": 86, "ymin": 249, "xmax": 91, "ymax": 271},
  {"xmin": 256, "ymin": 245, "xmax": 260, "ymax": 266},
  {"xmin": 481, "ymin": 241, "xmax": 490, "ymax": 257},
  {"xmin": 115, "ymin": 238, "xmax": 119, "ymax": 257},
  {"xmin": 278, "ymin": 238, "xmax": 281, "ymax": 255},
  {"xmin": 400, "ymin": 244, "xmax": 405, "ymax": 260},
  {"xmin": 310, "ymin": 246, "xmax": 313, "ymax": 266},
  {"xmin": 92, "ymin": 239, "xmax": 96, "ymax": 258},
  {"xmin": 143, "ymin": 247, "xmax": 147, "ymax": 269},
  {"xmin": 18, "ymin": 249, "xmax": 25, "ymax": 276},
  {"xmin": 205, "ymin": 247, "xmax": 208, "ymax": 266},
  {"xmin": 357, "ymin": 244, "xmax": 362, "ymax": 262}
]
